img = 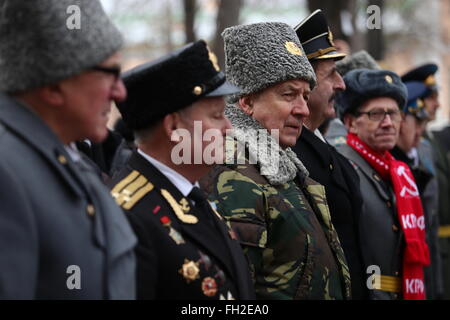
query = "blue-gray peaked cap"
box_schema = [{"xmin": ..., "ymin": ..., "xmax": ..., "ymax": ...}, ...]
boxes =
[
  {"xmin": 0, "ymin": 0, "xmax": 124, "ymax": 93},
  {"xmin": 223, "ymin": 22, "xmax": 317, "ymax": 103}
]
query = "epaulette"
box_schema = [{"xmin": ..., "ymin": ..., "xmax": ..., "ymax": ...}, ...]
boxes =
[{"xmin": 111, "ymin": 170, "xmax": 154, "ymax": 210}]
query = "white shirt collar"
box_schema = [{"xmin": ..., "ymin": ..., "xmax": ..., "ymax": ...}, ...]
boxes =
[
  {"xmin": 65, "ymin": 143, "xmax": 82, "ymax": 162},
  {"xmin": 313, "ymin": 128, "xmax": 326, "ymax": 143},
  {"xmin": 137, "ymin": 149, "xmax": 195, "ymax": 197},
  {"xmin": 407, "ymin": 147, "xmax": 420, "ymax": 167}
]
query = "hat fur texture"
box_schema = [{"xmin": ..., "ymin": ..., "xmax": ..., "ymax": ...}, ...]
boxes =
[
  {"xmin": 222, "ymin": 22, "xmax": 316, "ymax": 103},
  {"xmin": 0, "ymin": 0, "xmax": 123, "ymax": 92}
]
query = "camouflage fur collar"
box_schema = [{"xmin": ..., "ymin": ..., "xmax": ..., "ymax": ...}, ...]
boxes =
[{"xmin": 225, "ymin": 104, "xmax": 309, "ymax": 185}]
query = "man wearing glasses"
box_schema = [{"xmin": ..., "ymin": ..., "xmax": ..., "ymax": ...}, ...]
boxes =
[
  {"xmin": 337, "ymin": 69, "xmax": 430, "ymax": 300},
  {"xmin": 0, "ymin": 0, "xmax": 136, "ymax": 299}
]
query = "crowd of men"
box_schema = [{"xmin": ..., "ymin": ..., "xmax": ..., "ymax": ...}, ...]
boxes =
[{"xmin": 0, "ymin": 0, "xmax": 449, "ymax": 300}]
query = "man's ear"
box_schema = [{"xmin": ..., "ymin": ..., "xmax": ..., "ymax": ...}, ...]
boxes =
[
  {"xmin": 40, "ymin": 84, "xmax": 65, "ymax": 107},
  {"xmin": 343, "ymin": 114, "xmax": 357, "ymax": 133},
  {"xmin": 238, "ymin": 95, "xmax": 255, "ymax": 116},
  {"xmin": 162, "ymin": 112, "xmax": 184, "ymax": 141}
]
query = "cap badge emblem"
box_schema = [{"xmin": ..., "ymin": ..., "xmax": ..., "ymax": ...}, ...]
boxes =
[
  {"xmin": 207, "ymin": 46, "xmax": 221, "ymax": 72},
  {"xmin": 179, "ymin": 259, "xmax": 200, "ymax": 283},
  {"xmin": 417, "ymin": 99, "xmax": 424, "ymax": 108},
  {"xmin": 424, "ymin": 75, "xmax": 436, "ymax": 86},
  {"xmin": 285, "ymin": 41, "xmax": 303, "ymax": 56},
  {"xmin": 385, "ymin": 75, "xmax": 393, "ymax": 84},
  {"xmin": 328, "ymin": 29, "xmax": 335, "ymax": 47}
]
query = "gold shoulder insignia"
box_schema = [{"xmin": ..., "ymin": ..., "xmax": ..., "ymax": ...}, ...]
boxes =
[
  {"xmin": 111, "ymin": 170, "xmax": 154, "ymax": 210},
  {"xmin": 161, "ymin": 189, "xmax": 198, "ymax": 224},
  {"xmin": 179, "ymin": 198, "xmax": 191, "ymax": 214}
]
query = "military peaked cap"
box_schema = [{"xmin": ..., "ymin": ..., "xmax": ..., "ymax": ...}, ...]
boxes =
[
  {"xmin": 118, "ymin": 40, "xmax": 239, "ymax": 131},
  {"xmin": 294, "ymin": 9, "xmax": 346, "ymax": 61},
  {"xmin": 404, "ymin": 81, "xmax": 429, "ymax": 120},
  {"xmin": 401, "ymin": 63, "xmax": 438, "ymax": 97}
]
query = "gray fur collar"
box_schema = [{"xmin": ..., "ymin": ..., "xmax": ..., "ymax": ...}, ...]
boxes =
[{"xmin": 224, "ymin": 104, "xmax": 309, "ymax": 185}]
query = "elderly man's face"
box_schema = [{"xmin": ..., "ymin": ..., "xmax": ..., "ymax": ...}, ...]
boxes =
[
  {"xmin": 306, "ymin": 59, "xmax": 345, "ymax": 130},
  {"xmin": 397, "ymin": 114, "xmax": 426, "ymax": 153},
  {"xmin": 177, "ymin": 96, "xmax": 232, "ymax": 166},
  {"xmin": 59, "ymin": 53, "xmax": 127, "ymax": 143},
  {"xmin": 347, "ymin": 97, "xmax": 402, "ymax": 152},
  {"xmin": 242, "ymin": 79, "xmax": 311, "ymax": 148}
]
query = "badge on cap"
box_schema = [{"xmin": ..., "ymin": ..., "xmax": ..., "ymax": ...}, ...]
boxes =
[
  {"xmin": 201, "ymin": 277, "xmax": 218, "ymax": 297},
  {"xmin": 425, "ymin": 75, "xmax": 436, "ymax": 86},
  {"xmin": 285, "ymin": 41, "xmax": 303, "ymax": 56},
  {"xmin": 179, "ymin": 259, "xmax": 200, "ymax": 283},
  {"xmin": 207, "ymin": 46, "xmax": 221, "ymax": 72},
  {"xmin": 385, "ymin": 75, "xmax": 393, "ymax": 84},
  {"xmin": 328, "ymin": 28, "xmax": 335, "ymax": 47}
]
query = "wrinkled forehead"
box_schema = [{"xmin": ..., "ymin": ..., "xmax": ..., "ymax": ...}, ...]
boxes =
[
  {"xmin": 358, "ymin": 96, "xmax": 401, "ymax": 112},
  {"xmin": 271, "ymin": 78, "xmax": 311, "ymax": 92}
]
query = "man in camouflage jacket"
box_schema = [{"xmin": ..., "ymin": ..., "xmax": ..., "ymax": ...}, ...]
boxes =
[{"xmin": 201, "ymin": 22, "xmax": 351, "ymax": 300}]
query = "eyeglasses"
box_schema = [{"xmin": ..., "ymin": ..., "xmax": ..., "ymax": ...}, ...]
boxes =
[
  {"xmin": 90, "ymin": 65, "xmax": 121, "ymax": 81},
  {"xmin": 356, "ymin": 109, "xmax": 403, "ymax": 122}
]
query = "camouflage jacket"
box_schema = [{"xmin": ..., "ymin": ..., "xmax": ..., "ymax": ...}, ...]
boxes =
[{"xmin": 200, "ymin": 105, "xmax": 351, "ymax": 300}]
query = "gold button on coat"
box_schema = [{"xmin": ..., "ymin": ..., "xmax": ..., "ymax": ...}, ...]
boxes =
[
  {"xmin": 58, "ymin": 155, "xmax": 67, "ymax": 165},
  {"xmin": 86, "ymin": 204, "xmax": 95, "ymax": 217}
]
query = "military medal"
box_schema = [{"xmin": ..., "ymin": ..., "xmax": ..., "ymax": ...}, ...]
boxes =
[
  {"xmin": 160, "ymin": 216, "xmax": 185, "ymax": 245},
  {"xmin": 201, "ymin": 277, "xmax": 218, "ymax": 297},
  {"xmin": 179, "ymin": 259, "xmax": 200, "ymax": 283},
  {"xmin": 161, "ymin": 189, "xmax": 198, "ymax": 224}
]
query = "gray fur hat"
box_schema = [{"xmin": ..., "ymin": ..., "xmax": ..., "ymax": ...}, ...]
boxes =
[
  {"xmin": 0, "ymin": 0, "xmax": 123, "ymax": 93},
  {"xmin": 336, "ymin": 50, "xmax": 380, "ymax": 77},
  {"xmin": 339, "ymin": 69, "xmax": 407, "ymax": 118},
  {"xmin": 222, "ymin": 22, "xmax": 316, "ymax": 103}
]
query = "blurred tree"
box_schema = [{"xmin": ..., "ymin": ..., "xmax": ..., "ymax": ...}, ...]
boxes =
[
  {"xmin": 307, "ymin": 0, "xmax": 348, "ymax": 41},
  {"xmin": 183, "ymin": 0, "xmax": 197, "ymax": 42},
  {"xmin": 307, "ymin": 0, "xmax": 386, "ymax": 59},
  {"xmin": 212, "ymin": 0, "xmax": 243, "ymax": 69}
]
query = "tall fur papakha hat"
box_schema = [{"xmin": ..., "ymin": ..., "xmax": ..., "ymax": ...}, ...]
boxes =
[
  {"xmin": 223, "ymin": 22, "xmax": 316, "ymax": 103},
  {"xmin": 0, "ymin": 0, "xmax": 123, "ymax": 93},
  {"xmin": 118, "ymin": 40, "xmax": 240, "ymax": 131}
]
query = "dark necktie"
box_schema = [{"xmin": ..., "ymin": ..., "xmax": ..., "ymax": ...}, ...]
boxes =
[{"xmin": 188, "ymin": 187, "xmax": 216, "ymax": 228}]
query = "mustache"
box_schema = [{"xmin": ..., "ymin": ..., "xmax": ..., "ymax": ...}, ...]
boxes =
[{"xmin": 329, "ymin": 93, "xmax": 337, "ymax": 103}]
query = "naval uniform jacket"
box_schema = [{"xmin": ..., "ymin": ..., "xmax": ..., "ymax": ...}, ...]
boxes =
[
  {"xmin": 293, "ymin": 127, "xmax": 367, "ymax": 299},
  {"xmin": 337, "ymin": 143, "xmax": 404, "ymax": 300},
  {"xmin": 0, "ymin": 94, "xmax": 136, "ymax": 299},
  {"xmin": 109, "ymin": 152, "xmax": 255, "ymax": 300}
]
